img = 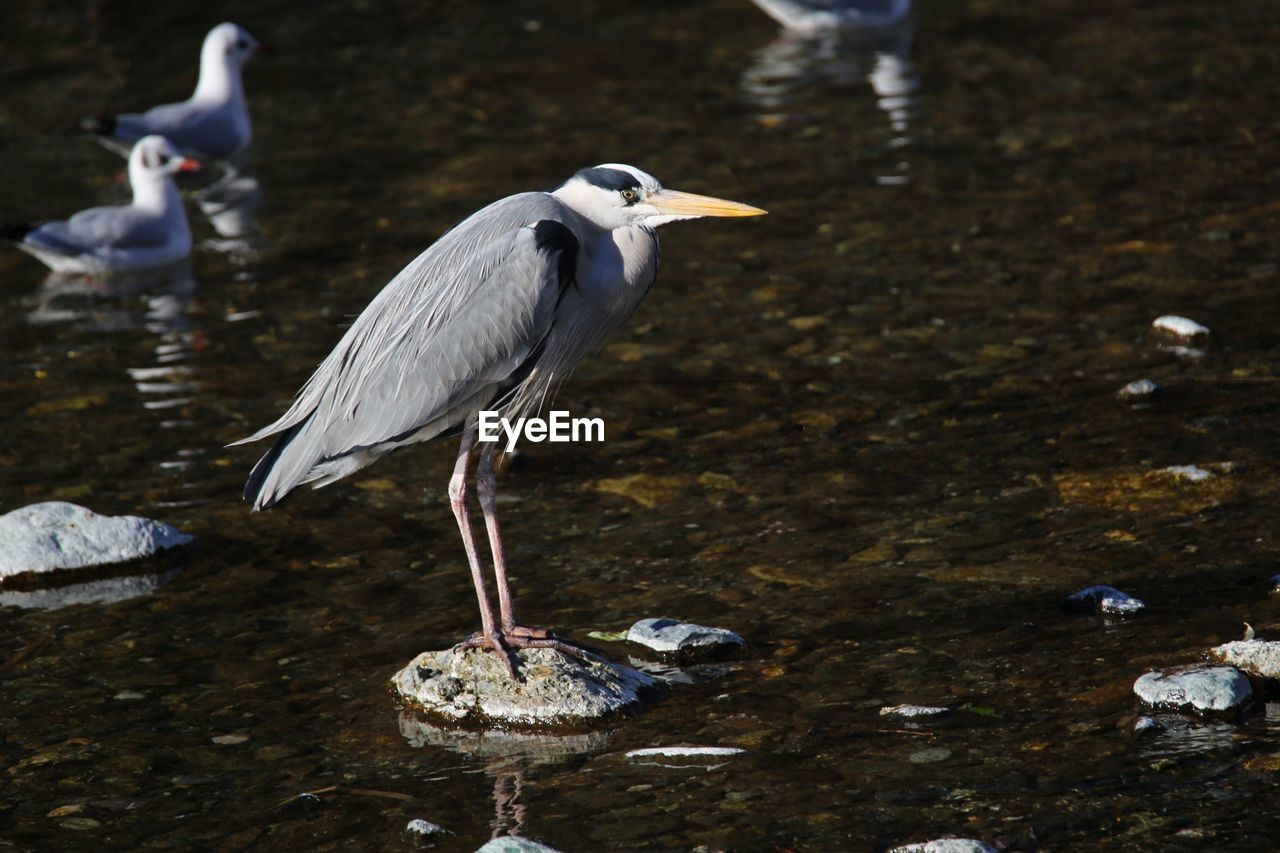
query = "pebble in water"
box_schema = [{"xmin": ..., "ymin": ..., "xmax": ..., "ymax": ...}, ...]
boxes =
[
  {"xmin": 1131, "ymin": 715, "xmax": 1166, "ymax": 735},
  {"xmin": 403, "ymin": 818, "xmax": 447, "ymax": 846},
  {"xmin": 626, "ymin": 618, "xmax": 744, "ymax": 656},
  {"xmin": 1151, "ymin": 315, "xmax": 1211, "ymax": 341},
  {"xmin": 1064, "ymin": 585, "xmax": 1146, "ymax": 616},
  {"xmin": 889, "ymin": 838, "xmax": 998, "ymax": 853},
  {"xmin": 1133, "ymin": 665, "xmax": 1253, "ymax": 716},
  {"xmin": 1269, "ymin": 574, "xmax": 1280, "ymax": 595},
  {"xmin": 879, "ymin": 704, "xmax": 951, "ymax": 719},
  {"xmin": 1116, "ymin": 378, "xmax": 1163, "ymax": 402}
]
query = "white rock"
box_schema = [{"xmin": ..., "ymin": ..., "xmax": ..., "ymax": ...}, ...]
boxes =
[
  {"xmin": 1152, "ymin": 315, "xmax": 1210, "ymax": 340},
  {"xmin": 624, "ymin": 746, "xmax": 746, "ymax": 759},
  {"xmin": 1208, "ymin": 640, "xmax": 1280, "ymax": 679},
  {"xmin": 626, "ymin": 617, "xmax": 744, "ymax": 655},
  {"xmin": 475, "ymin": 838, "xmax": 561, "ymax": 853},
  {"xmin": 405, "ymin": 818, "xmax": 446, "ymax": 837},
  {"xmin": 391, "ymin": 647, "xmax": 659, "ymax": 727},
  {"xmin": 879, "ymin": 704, "xmax": 951, "ymax": 718},
  {"xmin": 1116, "ymin": 378, "xmax": 1162, "ymax": 401},
  {"xmin": 1133, "ymin": 665, "xmax": 1252, "ymax": 715},
  {"xmin": 1163, "ymin": 465, "xmax": 1212, "ymax": 482},
  {"xmin": 1132, "ymin": 715, "xmax": 1165, "ymax": 734},
  {"xmin": 889, "ymin": 838, "xmax": 998, "ymax": 853},
  {"xmin": 0, "ymin": 502, "xmax": 192, "ymax": 576}
]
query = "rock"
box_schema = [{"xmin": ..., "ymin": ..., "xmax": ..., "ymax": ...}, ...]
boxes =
[
  {"xmin": 1116, "ymin": 378, "xmax": 1162, "ymax": 402},
  {"xmin": 879, "ymin": 704, "xmax": 951, "ymax": 718},
  {"xmin": 1133, "ymin": 665, "xmax": 1253, "ymax": 716},
  {"xmin": 624, "ymin": 746, "xmax": 745, "ymax": 759},
  {"xmin": 1152, "ymin": 315, "xmax": 1210, "ymax": 342},
  {"xmin": 404, "ymin": 818, "xmax": 448, "ymax": 844},
  {"xmin": 0, "ymin": 502, "xmax": 192, "ymax": 577},
  {"xmin": 1162, "ymin": 464, "xmax": 1212, "ymax": 482},
  {"xmin": 889, "ymin": 838, "xmax": 998, "ymax": 853},
  {"xmin": 1131, "ymin": 715, "xmax": 1165, "ymax": 735},
  {"xmin": 626, "ymin": 618, "xmax": 744, "ymax": 656},
  {"xmin": 1064, "ymin": 585, "xmax": 1146, "ymax": 616},
  {"xmin": 1208, "ymin": 640, "xmax": 1280, "ymax": 679},
  {"xmin": 475, "ymin": 837, "xmax": 561, "ymax": 853},
  {"xmin": 391, "ymin": 647, "xmax": 660, "ymax": 727}
]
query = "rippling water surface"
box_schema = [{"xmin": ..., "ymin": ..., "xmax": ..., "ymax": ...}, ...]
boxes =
[{"xmin": 3, "ymin": 0, "xmax": 1280, "ymax": 849}]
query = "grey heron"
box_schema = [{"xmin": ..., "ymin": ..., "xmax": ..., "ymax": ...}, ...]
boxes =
[
  {"xmin": 233, "ymin": 164, "xmax": 765, "ymax": 676},
  {"xmin": 82, "ymin": 23, "xmax": 263, "ymax": 161},
  {"xmin": 2, "ymin": 135, "xmax": 200, "ymax": 275}
]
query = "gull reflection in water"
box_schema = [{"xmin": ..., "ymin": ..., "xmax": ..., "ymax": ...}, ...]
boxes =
[
  {"xmin": 25, "ymin": 260, "xmax": 212, "ymax": 507},
  {"xmin": 195, "ymin": 162, "xmax": 264, "ymax": 263},
  {"xmin": 743, "ymin": 0, "xmax": 920, "ymax": 185},
  {"xmin": 399, "ymin": 713, "xmax": 612, "ymax": 841}
]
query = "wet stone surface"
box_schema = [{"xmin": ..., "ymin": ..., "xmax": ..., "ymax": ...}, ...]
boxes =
[
  {"xmin": 626, "ymin": 617, "xmax": 745, "ymax": 656},
  {"xmin": 889, "ymin": 838, "xmax": 998, "ymax": 853},
  {"xmin": 0, "ymin": 501, "xmax": 192, "ymax": 576},
  {"xmin": 1063, "ymin": 585, "xmax": 1147, "ymax": 616},
  {"xmin": 1208, "ymin": 640, "xmax": 1280, "ymax": 680},
  {"xmin": 392, "ymin": 647, "xmax": 660, "ymax": 727},
  {"xmin": 1133, "ymin": 666, "xmax": 1254, "ymax": 716}
]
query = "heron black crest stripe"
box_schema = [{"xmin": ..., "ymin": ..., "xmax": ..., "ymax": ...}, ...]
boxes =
[{"xmin": 571, "ymin": 167, "xmax": 641, "ymax": 193}]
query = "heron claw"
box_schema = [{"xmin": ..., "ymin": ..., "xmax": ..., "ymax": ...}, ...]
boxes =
[{"xmin": 454, "ymin": 626, "xmax": 596, "ymax": 679}]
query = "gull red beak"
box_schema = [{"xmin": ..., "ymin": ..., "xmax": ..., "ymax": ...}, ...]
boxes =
[{"xmin": 177, "ymin": 158, "xmax": 202, "ymax": 173}]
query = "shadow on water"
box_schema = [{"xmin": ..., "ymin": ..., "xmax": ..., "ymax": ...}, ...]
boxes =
[{"xmin": 2, "ymin": 0, "xmax": 1280, "ymax": 849}]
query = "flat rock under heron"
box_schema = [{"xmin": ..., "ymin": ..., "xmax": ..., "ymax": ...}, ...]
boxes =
[
  {"xmin": 392, "ymin": 646, "xmax": 660, "ymax": 728},
  {"xmin": 889, "ymin": 838, "xmax": 999, "ymax": 853}
]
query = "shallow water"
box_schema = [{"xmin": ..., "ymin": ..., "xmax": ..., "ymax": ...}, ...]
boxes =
[{"xmin": 3, "ymin": 0, "xmax": 1280, "ymax": 849}]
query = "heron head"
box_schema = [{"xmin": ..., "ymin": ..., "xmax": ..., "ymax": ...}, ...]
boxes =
[{"xmin": 553, "ymin": 164, "xmax": 766, "ymax": 230}]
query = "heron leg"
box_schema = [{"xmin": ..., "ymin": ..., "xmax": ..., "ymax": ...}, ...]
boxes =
[
  {"xmin": 448, "ymin": 425, "xmax": 518, "ymax": 678},
  {"xmin": 475, "ymin": 443, "xmax": 595, "ymax": 664}
]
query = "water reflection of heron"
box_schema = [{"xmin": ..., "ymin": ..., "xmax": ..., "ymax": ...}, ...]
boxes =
[
  {"xmin": 399, "ymin": 713, "xmax": 610, "ymax": 843},
  {"xmin": 743, "ymin": 0, "xmax": 920, "ymax": 186}
]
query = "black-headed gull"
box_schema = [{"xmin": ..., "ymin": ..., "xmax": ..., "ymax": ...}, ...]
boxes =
[
  {"xmin": 3, "ymin": 136, "xmax": 200, "ymax": 275},
  {"xmin": 83, "ymin": 23, "xmax": 263, "ymax": 161}
]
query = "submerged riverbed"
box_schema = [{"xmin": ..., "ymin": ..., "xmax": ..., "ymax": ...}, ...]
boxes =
[{"xmin": 3, "ymin": 0, "xmax": 1280, "ymax": 849}]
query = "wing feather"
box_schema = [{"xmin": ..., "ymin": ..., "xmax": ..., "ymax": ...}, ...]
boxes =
[{"xmin": 236, "ymin": 192, "xmax": 579, "ymax": 508}]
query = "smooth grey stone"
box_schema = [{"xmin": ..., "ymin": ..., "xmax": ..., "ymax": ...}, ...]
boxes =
[
  {"xmin": 392, "ymin": 647, "xmax": 658, "ymax": 727},
  {"xmin": 1116, "ymin": 378, "xmax": 1162, "ymax": 401},
  {"xmin": 880, "ymin": 704, "xmax": 951, "ymax": 718},
  {"xmin": 1132, "ymin": 715, "xmax": 1165, "ymax": 735},
  {"xmin": 0, "ymin": 502, "xmax": 192, "ymax": 576},
  {"xmin": 1208, "ymin": 640, "xmax": 1280, "ymax": 679},
  {"xmin": 1064, "ymin": 585, "xmax": 1146, "ymax": 616},
  {"xmin": 626, "ymin": 617, "xmax": 744, "ymax": 655},
  {"xmin": 476, "ymin": 837, "xmax": 561, "ymax": 853},
  {"xmin": 890, "ymin": 838, "xmax": 998, "ymax": 853},
  {"xmin": 1133, "ymin": 665, "xmax": 1252, "ymax": 715}
]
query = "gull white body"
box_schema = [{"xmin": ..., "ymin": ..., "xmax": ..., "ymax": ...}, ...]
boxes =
[
  {"xmin": 93, "ymin": 23, "xmax": 260, "ymax": 160},
  {"xmin": 5, "ymin": 136, "xmax": 198, "ymax": 275}
]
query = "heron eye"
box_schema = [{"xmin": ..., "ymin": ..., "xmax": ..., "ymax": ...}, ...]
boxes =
[{"xmin": 621, "ymin": 189, "xmax": 637, "ymax": 203}]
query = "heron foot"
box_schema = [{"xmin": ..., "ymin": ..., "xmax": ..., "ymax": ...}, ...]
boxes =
[{"xmin": 454, "ymin": 627, "xmax": 596, "ymax": 680}]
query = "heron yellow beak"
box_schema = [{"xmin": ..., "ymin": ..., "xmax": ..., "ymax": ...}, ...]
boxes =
[{"xmin": 649, "ymin": 189, "xmax": 767, "ymax": 218}]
